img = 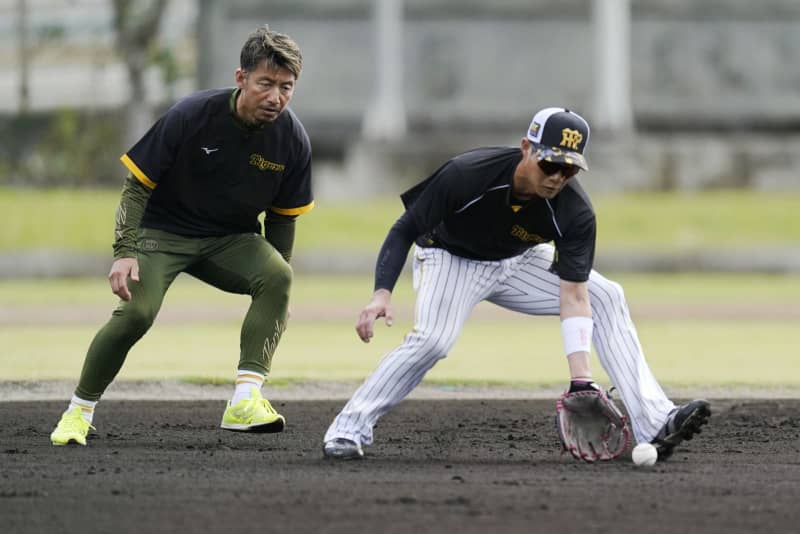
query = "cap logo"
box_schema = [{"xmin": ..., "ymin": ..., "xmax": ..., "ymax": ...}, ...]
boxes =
[
  {"xmin": 528, "ymin": 122, "xmax": 541, "ymax": 138},
  {"xmin": 559, "ymin": 128, "xmax": 583, "ymax": 150}
]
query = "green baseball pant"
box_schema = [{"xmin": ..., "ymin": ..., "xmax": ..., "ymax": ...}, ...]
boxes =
[{"xmin": 75, "ymin": 228, "xmax": 291, "ymax": 401}]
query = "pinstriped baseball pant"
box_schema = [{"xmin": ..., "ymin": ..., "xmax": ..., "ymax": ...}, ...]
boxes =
[{"xmin": 324, "ymin": 244, "xmax": 676, "ymax": 446}]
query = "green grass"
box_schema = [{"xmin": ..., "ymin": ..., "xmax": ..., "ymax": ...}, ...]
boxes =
[
  {"xmin": 1, "ymin": 186, "xmax": 797, "ymax": 388},
  {"xmin": 1, "ymin": 187, "xmax": 799, "ymax": 253},
  {"xmin": 593, "ymin": 191, "xmax": 800, "ymax": 251},
  {"xmin": 0, "ymin": 273, "xmax": 798, "ymax": 387},
  {"xmin": 1, "ymin": 187, "xmax": 119, "ymax": 253},
  {"xmin": 1, "ymin": 318, "xmax": 796, "ymax": 387}
]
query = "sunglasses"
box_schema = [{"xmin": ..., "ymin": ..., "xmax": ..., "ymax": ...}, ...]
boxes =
[{"xmin": 538, "ymin": 160, "xmax": 580, "ymax": 179}]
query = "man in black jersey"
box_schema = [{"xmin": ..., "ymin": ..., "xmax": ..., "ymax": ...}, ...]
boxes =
[
  {"xmin": 51, "ymin": 26, "xmax": 314, "ymax": 446},
  {"xmin": 323, "ymin": 108, "xmax": 709, "ymax": 460}
]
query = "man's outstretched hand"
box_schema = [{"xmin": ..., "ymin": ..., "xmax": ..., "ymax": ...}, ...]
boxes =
[{"xmin": 355, "ymin": 289, "xmax": 394, "ymax": 343}]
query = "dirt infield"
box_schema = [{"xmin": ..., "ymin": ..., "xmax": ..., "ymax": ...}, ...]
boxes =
[{"xmin": 2, "ymin": 399, "xmax": 799, "ymax": 534}]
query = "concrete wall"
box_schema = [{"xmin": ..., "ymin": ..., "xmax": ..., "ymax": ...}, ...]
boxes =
[
  {"xmin": 200, "ymin": 0, "xmax": 800, "ymax": 193},
  {"xmin": 204, "ymin": 0, "xmax": 800, "ymax": 125}
]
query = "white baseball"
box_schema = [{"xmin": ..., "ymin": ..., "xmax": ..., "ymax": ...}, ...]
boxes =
[{"xmin": 631, "ymin": 443, "xmax": 658, "ymax": 466}]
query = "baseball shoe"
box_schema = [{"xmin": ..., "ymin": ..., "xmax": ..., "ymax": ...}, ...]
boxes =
[
  {"xmin": 323, "ymin": 438, "xmax": 364, "ymax": 460},
  {"xmin": 651, "ymin": 399, "xmax": 711, "ymax": 460},
  {"xmin": 220, "ymin": 387, "xmax": 285, "ymax": 433},
  {"xmin": 50, "ymin": 407, "xmax": 95, "ymax": 446}
]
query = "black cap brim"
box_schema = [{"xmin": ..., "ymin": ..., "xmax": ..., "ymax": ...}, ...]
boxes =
[{"xmin": 534, "ymin": 144, "xmax": 588, "ymax": 171}]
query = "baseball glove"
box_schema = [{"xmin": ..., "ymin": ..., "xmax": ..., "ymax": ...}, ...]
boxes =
[{"xmin": 555, "ymin": 385, "xmax": 631, "ymax": 462}]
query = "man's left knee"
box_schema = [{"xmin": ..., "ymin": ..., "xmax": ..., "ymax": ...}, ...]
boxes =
[{"xmin": 252, "ymin": 257, "xmax": 293, "ymax": 297}]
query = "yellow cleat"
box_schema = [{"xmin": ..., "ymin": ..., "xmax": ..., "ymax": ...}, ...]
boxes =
[
  {"xmin": 50, "ymin": 407, "xmax": 95, "ymax": 446},
  {"xmin": 220, "ymin": 387, "xmax": 285, "ymax": 433}
]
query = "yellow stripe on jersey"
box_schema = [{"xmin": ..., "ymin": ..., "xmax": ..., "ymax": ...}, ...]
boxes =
[
  {"xmin": 270, "ymin": 200, "xmax": 315, "ymax": 216},
  {"xmin": 120, "ymin": 154, "xmax": 157, "ymax": 190}
]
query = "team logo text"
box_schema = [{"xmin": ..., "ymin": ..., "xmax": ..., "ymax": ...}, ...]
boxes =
[
  {"xmin": 249, "ymin": 154, "xmax": 285, "ymax": 172},
  {"xmin": 510, "ymin": 225, "xmax": 546, "ymax": 243},
  {"xmin": 559, "ymin": 128, "xmax": 583, "ymax": 150}
]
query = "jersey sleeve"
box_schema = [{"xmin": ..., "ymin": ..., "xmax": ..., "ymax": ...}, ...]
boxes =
[
  {"xmin": 374, "ymin": 211, "xmax": 420, "ymax": 292},
  {"xmin": 551, "ymin": 210, "xmax": 596, "ymax": 282},
  {"xmin": 119, "ymin": 106, "xmax": 185, "ymax": 190},
  {"xmin": 269, "ymin": 126, "xmax": 314, "ymax": 217}
]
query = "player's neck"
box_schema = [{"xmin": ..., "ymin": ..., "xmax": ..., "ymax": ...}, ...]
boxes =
[{"xmin": 510, "ymin": 172, "xmax": 539, "ymax": 202}]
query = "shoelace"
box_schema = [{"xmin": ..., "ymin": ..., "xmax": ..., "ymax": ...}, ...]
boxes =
[{"xmin": 62, "ymin": 413, "xmax": 95, "ymax": 432}]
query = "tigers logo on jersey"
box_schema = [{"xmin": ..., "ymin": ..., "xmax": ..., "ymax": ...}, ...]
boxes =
[
  {"xmin": 560, "ymin": 129, "xmax": 583, "ymax": 150},
  {"xmin": 510, "ymin": 225, "xmax": 546, "ymax": 243},
  {"xmin": 249, "ymin": 154, "xmax": 286, "ymax": 172}
]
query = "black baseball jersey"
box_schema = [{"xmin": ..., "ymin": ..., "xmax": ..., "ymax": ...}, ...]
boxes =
[
  {"xmin": 120, "ymin": 88, "xmax": 314, "ymax": 237},
  {"xmin": 400, "ymin": 146, "xmax": 596, "ymax": 282}
]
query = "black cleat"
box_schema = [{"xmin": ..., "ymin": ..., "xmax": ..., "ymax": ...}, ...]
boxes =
[
  {"xmin": 651, "ymin": 399, "xmax": 711, "ymax": 461},
  {"xmin": 323, "ymin": 438, "xmax": 364, "ymax": 460}
]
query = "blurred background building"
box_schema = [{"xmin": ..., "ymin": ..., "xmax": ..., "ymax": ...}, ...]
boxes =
[{"xmin": 1, "ymin": 0, "xmax": 799, "ymax": 195}]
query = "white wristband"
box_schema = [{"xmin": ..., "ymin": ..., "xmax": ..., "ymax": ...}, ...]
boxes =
[{"xmin": 561, "ymin": 316, "xmax": 593, "ymax": 356}]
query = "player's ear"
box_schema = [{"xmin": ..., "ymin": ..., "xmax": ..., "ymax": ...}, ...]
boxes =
[
  {"xmin": 521, "ymin": 138, "xmax": 534, "ymax": 158},
  {"xmin": 234, "ymin": 68, "xmax": 247, "ymax": 88}
]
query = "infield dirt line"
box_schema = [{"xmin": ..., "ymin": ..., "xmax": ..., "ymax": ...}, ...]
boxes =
[{"xmin": 1, "ymin": 379, "xmax": 797, "ymax": 401}]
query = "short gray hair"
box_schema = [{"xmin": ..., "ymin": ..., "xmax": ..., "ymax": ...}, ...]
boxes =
[{"xmin": 240, "ymin": 25, "xmax": 302, "ymax": 79}]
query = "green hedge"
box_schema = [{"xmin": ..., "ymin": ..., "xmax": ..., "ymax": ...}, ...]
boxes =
[{"xmin": 0, "ymin": 110, "xmax": 125, "ymax": 187}]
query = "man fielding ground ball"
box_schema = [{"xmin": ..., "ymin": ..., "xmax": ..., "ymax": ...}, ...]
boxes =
[
  {"xmin": 323, "ymin": 108, "xmax": 710, "ymax": 461},
  {"xmin": 50, "ymin": 26, "xmax": 314, "ymax": 446}
]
